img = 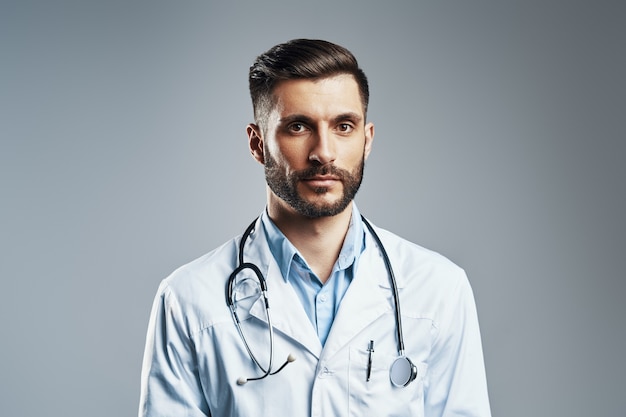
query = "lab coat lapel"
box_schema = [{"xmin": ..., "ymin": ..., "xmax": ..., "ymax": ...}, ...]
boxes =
[
  {"xmin": 244, "ymin": 219, "xmax": 323, "ymax": 358},
  {"xmin": 251, "ymin": 262, "xmax": 323, "ymax": 358},
  {"xmin": 321, "ymin": 236, "xmax": 393, "ymax": 360}
]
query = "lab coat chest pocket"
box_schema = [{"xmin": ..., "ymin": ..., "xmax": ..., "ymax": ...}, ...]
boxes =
[{"xmin": 346, "ymin": 315, "xmax": 433, "ymax": 417}]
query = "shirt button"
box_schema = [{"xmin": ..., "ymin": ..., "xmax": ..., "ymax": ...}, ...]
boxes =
[{"xmin": 318, "ymin": 294, "xmax": 327, "ymax": 303}]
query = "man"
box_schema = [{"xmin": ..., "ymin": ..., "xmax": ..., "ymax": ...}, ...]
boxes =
[{"xmin": 139, "ymin": 39, "xmax": 491, "ymax": 416}]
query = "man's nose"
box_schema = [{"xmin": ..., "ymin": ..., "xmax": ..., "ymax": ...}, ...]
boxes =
[{"xmin": 308, "ymin": 129, "xmax": 336, "ymax": 165}]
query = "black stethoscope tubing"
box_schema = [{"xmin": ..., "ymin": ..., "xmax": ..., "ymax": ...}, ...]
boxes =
[
  {"xmin": 227, "ymin": 215, "xmax": 416, "ymax": 387},
  {"xmin": 360, "ymin": 215, "xmax": 406, "ymax": 355}
]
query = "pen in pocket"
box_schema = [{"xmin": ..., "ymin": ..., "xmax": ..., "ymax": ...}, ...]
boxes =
[{"xmin": 366, "ymin": 340, "xmax": 374, "ymax": 381}]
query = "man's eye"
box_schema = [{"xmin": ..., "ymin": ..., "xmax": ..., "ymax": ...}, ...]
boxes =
[
  {"xmin": 338, "ymin": 123, "xmax": 354, "ymax": 133},
  {"xmin": 288, "ymin": 123, "xmax": 306, "ymax": 132}
]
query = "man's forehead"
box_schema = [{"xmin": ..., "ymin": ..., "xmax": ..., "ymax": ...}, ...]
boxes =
[{"xmin": 269, "ymin": 74, "xmax": 364, "ymax": 117}]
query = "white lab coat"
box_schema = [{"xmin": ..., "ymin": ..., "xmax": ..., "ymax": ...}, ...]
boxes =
[{"xmin": 139, "ymin": 217, "xmax": 491, "ymax": 416}]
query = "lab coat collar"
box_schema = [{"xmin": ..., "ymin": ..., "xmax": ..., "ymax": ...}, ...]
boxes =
[{"xmin": 243, "ymin": 217, "xmax": 324, "ymax": 358}]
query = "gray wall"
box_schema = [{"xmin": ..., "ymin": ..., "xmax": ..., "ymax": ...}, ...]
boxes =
[{"xmin": 2, "ymin": 1, "xmax": 624, "ymax": 416}]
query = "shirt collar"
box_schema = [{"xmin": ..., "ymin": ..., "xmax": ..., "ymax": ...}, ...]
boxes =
[{"xmin": 261, "ymin": 204, "xmax": 365, "ymax": 283}]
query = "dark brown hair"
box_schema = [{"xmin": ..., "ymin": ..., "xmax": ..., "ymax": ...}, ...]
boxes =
[{"xmin": 249, "ymin": 39, "xmax": 369, "ymax": 129}]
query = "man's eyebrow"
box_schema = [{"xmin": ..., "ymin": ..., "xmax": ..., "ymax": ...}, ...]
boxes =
[
  {"xmin": 279, "ymin": 114, "xmax": 315, "ymax": 125},
  {"xmin": 333, "ymin": 112, "xmax": 363, "ymax": 124},
  {"xmin": 279, "ymin": 113, "xmax": 364, "ymax": 125}
]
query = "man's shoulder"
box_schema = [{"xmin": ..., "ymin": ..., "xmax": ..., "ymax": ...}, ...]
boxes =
[{"xmin": 367, "ymin": 225, "xmax": 468, "ymax": 293}]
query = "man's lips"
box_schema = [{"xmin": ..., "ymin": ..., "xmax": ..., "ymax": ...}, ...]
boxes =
[{"xmin": 301, "ymin": 175, "xmax": 340, "ymax": 187}]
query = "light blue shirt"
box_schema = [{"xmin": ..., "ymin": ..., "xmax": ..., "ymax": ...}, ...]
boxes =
[{"xmin": 261, "ymin": 205, "xmax": 365, "ymax": 346}]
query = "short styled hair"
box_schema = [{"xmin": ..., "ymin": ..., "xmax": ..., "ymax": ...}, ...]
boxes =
[{"xmin": 249, "ymin": 39, "xmax": 370, "ymax": 130}]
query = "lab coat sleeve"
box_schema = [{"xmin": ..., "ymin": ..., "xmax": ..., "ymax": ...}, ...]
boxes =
[
  {"xmin": 424, "ymin": 273, "xmax": 491, "ymax": 417},
  {"xmin": 139, "ymin": 281, "xmax": 210, "ymax": 417}
]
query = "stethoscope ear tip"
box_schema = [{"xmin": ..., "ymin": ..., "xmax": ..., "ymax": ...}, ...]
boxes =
[
  {"xmin": 237, "ymin": 377, "xmax": 248, "ymax": 385},
  {"xmin": 287, "ymin": 354, "xmax": 296, "ymax": 363}
]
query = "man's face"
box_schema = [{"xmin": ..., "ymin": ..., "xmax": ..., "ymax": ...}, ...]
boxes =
[{"xmin": 249, "ymin": 74, "xmax": 374, "ymax": 218}]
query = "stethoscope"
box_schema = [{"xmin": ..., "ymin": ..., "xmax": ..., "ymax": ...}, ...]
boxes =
[{"xmin": 227, "ymin": 215, "xmax": 417, "ymax": 387}]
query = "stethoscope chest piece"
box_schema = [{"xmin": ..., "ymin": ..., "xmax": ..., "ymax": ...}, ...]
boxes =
[{"xmin": 389, "ymin": 356, "xmax": 418, "ymax": 387}]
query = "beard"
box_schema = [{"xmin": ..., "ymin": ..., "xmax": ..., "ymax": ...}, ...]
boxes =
[{"xmin": 264, "ymin": 150, "xmax": 365, "ymax": 218}]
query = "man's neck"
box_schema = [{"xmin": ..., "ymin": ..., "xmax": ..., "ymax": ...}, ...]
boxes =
[{"xmin": 267, "ymin": 200, "xmax": 353, "ymax": 283}]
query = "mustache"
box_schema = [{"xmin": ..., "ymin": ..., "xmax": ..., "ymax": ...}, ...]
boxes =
[{"xmin": 292, "ymin": 164, "xmax": 350, "ymax": 180}]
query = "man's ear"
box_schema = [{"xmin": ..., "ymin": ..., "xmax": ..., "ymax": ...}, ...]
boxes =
[
  {"xmin": 363, "ymin": 122, "xmax": 375, "ymax": 161},
  {"xmin": 247, "ymin": 123, "xmax": 265, "ymax": 165}
]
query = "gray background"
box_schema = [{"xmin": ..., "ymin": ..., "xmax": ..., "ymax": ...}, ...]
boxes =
[{"xmin": 2, "ymin": 1, "xmax": 624, "ymax": 416}]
